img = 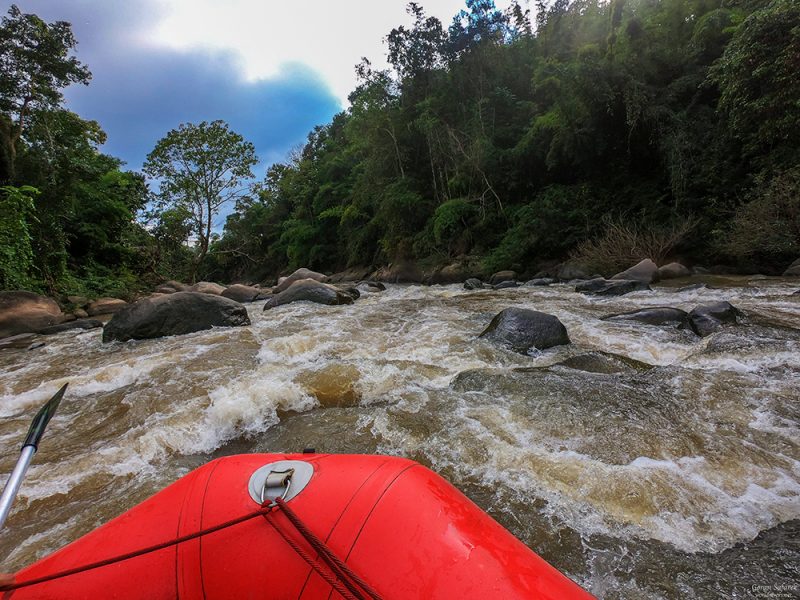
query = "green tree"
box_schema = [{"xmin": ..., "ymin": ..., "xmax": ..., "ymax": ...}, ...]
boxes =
[
  {"xmin": 0, "ymin": 184, "xmax": 38, "ymax": 289},
  {"xmin": 143, "ymin": 120, "xmax": 258, "ymax": 281},
  {"xmin": 0, "ymin": 5, "xmax": 90, "ymax": 181}
]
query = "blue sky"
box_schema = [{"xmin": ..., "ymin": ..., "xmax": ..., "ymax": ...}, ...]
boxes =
[{"xmin": 6, "ymin": 1, "xmax": 513, "ymax": 175}]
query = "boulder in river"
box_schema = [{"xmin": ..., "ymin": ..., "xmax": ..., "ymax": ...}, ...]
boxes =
[
  {"xmin": 190, "ymin": 281, "xmax": 227, "ymax": 296},
  {"xmin": 0, "ymin": 291, "xmax": 65, "ymax": 338},
  {"xmin": 557, "ymin": 262, "xmax": 592, "ymax": 281},
  {"xmin": 686, "ymin": 301, "xmax": 740, "ymax": 337},
  {"xmin": 480, "ymin": 307, "xmax": 570, "ymax": 354},
  {"xmin": 524, "ymin": 278, "xmax": 556, "ymax": 287},
  {"xmin": 87, "ymin": 298, "xmax": 128, "ymax": 316},
  {"xmin": 264, "ymin": 279, "xmax": 355, "ymax": 311},
  {"xmin": 38, "ymin": 319, "xmax": 104, "ymax": 335},
  {"xmin": 273, "ymin": 268, "xmax": 329, "ymax": 293},
  {"xmin": 327, "ymin": 266, "xmax": 373, "ymax": 284},
  {"xmin": 371, "ymin": 261, "xmax": 423, "ymax": 284},
  {"xmin": 575, "ymin": 278, "xmax": 650, "ymax": 296},
  {"xmin": 489, "ymin": 270, "xmax": 516, "ymax": 285},
  {"xmin": 493, "ymin": 280, "xmax": 519, "ymax": 290},
  {"xmin": 429, "ymin": 262, "xmax": 476, "ymax": 285},
  {"xmin": 604, "ymin": 307, "xmax": 689, "ymax": 327},
  {"xmin": 657, "ymin": 262, "xmax": 691, "ymax": 280},
  {"xmin": 73, "ymin": 308, "xmax": 89, "ymax": 319},
  {"xmin": 221, "ymin": 284, "xmax": 262, "ymax": 303},
  {"xmin": 463, "ymin": 278, "xmax": 486, "ymax": 290},
  {"xmin": 357, "ymin": 281, "xmax": 385, "ymax": 293},
  {"xmin": 103, "ymin": 292, "xmax": 250, "ymax": 342},
  {"xmin": 784, "ymin": 258, "xmax": 800, "ymax": 277},
  {"xmin": 612, "ymin": 259, "xmax": 659, "ymax": 284}
]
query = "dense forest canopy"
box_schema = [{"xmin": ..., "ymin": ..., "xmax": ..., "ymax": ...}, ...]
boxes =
[{"xmin": 1, "ymin": 0, "xmax": 798, "ymax": 297}]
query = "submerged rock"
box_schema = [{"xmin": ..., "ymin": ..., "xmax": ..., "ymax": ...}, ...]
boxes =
[
  {"xmin": 87, "ymin": 298, "xmax": 128, "ymax": 317},
  {"xmin": 103, "ymin": 292, "xmax": 250, "ymax": 342},
  {"xmin": 604, "ymin": 307, "xmax": 689, "ymax": 327},
  {"xmin": 612, "ymin": 259, "xmax": 659, "ymax": 284},
  {"xmin": 0, "ymin": 332, "xmax": 38, "ymax": 350},
  {"xmin": 357, "ymin": 281, "xmax": 386, "ymax": 293},
  {"xmin": 575, "ymin": 278, "xmax": 650, "ymax": 296},
  {"xmin": 524, "ymin": 278, "xmax": 556, "ymax": 287},
  {"xmin": 38, "ymin": 319, "xmax": 103, "ymax": 335},
  {"xmin": 295, "ymin": 364, "xmax": 361, "ymax": 408},
  {"xmin": 264, "ymin": 279, "xmax": 355, "ymax": 310},
  {"xmin": 479, "ymin": 307, "xmax": 570, "ymax": 354},
  {"xmin": 274, "ymin": 268, "xmax": 329, "ymax": 293},
  {"xmin": 0, "ymin": 291, "xmax": 65, "ymax": 338},
  {"xmin": 687, "ymin": 301, "xmax": 740, "ymax": 337}
]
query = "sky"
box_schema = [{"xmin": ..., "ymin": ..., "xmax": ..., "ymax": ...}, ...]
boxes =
[{"xmin": 5, "ymin": 0, "xmax": 514, "ymax": 173}]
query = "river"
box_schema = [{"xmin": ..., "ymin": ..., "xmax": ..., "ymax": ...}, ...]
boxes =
[{"xmin": 0, "ymin": 277, "xmax": 798, "ymax": 598}]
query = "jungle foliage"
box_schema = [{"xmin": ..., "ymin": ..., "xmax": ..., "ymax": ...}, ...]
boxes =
[{"xmin": 210, "ymin": 0, "xmax": 800, "ymax": 281}]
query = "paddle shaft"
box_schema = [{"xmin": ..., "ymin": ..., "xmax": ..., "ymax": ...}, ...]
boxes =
[
  {"xmin": 0, "ymin": 383, "xmax": 68, "ymax": 530},
  {"xmin": 0, "ymin": 446, "xmax": 36, "ymax": 530}
]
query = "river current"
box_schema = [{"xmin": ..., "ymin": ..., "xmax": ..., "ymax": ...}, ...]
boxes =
[{"xmin": 0, "ymin": 276, "xmax": 798, "ymax": 598}]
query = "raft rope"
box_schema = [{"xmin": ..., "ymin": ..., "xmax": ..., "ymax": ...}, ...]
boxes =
[{"xmin": 0, "ymin": 497, "xmax": 384, "ymax": 599}]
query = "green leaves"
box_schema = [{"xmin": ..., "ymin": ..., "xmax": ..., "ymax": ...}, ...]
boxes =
[
  {"xmin": 143, "ymin": 120, "xmax": 258, "ymax": 279},
  {"xmin": 0, "ymin": 184, "xmax": 38, "ymax": 289}
]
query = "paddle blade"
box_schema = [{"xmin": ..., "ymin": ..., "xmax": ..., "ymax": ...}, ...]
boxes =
[{"xmin": 22, "ymin": 383, "xmax": 68, "ymax": 450}]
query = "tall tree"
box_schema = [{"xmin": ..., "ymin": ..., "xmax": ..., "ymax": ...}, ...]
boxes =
[
  {"xmin": 143, "ymin": 120, "xmax": 257, "ymax": 281},
  {"xmin": 0, "ymin": 5, "xmax": 90, "ymax": 182}
]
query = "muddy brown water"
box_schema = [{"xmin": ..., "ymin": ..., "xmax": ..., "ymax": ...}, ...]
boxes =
[{"xmin": 0, "ymin": 277, "xmax": 798, "ymax": 598}]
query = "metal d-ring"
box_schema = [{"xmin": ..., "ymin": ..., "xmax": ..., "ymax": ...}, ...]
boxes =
[{"xmin": 260, "ymin": 468, "xmax": 295, "ymax": 506}]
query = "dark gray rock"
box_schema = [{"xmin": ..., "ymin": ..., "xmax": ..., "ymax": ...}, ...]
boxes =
[
  {"xmin": 0, "ymin": 291, "xmax": 65, "ymax": 339},
  {"xmin": 27, "ymin": 341, "xmax": 46, "ymax": 350},
  {"xmin": 221, "ymin": 284, "xmax": 262, "ymax": 303},
  {"xmin": 337, "ymin": 286, "xmax": 361, "ymax": 301},
  {"xmin": 604, "ymin": 307, "xmax": 689, "ymax": 327},
  {"xmin": 463, "ymin": 278, "xmax": 485, "ymax": 290},
  {"xmin": 492, "ymin": 280, "xmax": 519, "ymax": 290},
  {"xmin": 784, "ymin": 258, "xmax": 800, "ymax": 277},
  {"xmin": 38, "ymin": 319, "xmax": 103, "ymax": 335},
  {"xmin": 524, "ymin": 278, "xmax": 556, "ymax": 287},
  {"xmin": 557, "ymin": 263, "xmax": 592, "ymax": 281},
  {"xmin": 0, "ymin": 333, "xmax": 37, "ymax": 350},
  {"xmin": 575, "ymin": 278, "xmax": 651, "ymax": 296},
  {"xmin": 612, "ymin": 259, "xmax": 659, "ymax": 284},
  {"xmin": 480, "ymin": 307, "xmax": 570, "ymax": 354},
  {"xmin": 103, "ymin": 292, "xmax": 250, "ymax": 342},
  {"xmin": 264, "ymin": 279, "xmax": 355, "ymax": 311},
  {"xmin": 687, "ymin": 301, "xmax": 740, "ymax": 337}
]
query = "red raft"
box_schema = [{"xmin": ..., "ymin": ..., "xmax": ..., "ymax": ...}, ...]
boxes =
[{"xmin": 3, "ymin": 453, "xmax": 593, "ymax": 599}]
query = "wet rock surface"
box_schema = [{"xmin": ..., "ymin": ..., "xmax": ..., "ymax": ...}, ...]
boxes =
[
  {"xmin": 103, "ymin": 292, "xmax": 250, "ymax": 342},
  {"xmin": 575, "ymin": 278, "xmax": 651, "ymax": 296},
  {"xmin": 264, "ymin": 279, "xmax": 356, "ymax": 310},
  {"xmin": 479, "ymin": 307, "xmax": 570, "ymax": 353}
]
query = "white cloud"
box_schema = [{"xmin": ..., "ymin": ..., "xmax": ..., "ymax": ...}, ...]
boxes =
[{"xmin": 148, "ymin": 0, "xmax": 514, "ymax": 106}]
